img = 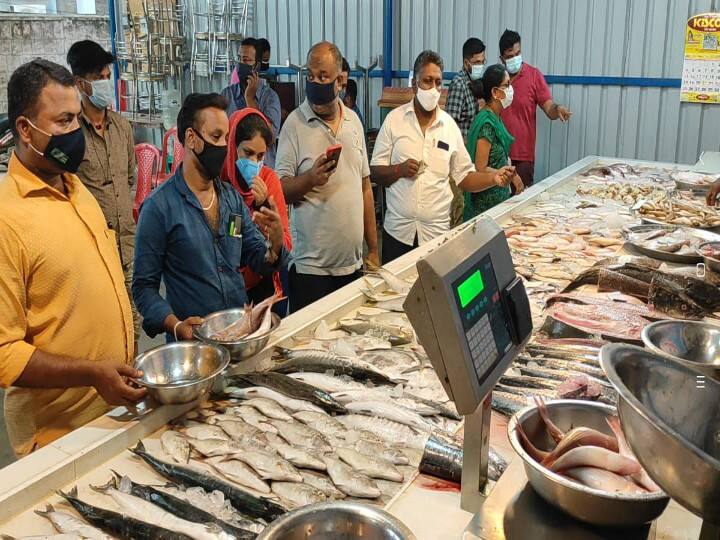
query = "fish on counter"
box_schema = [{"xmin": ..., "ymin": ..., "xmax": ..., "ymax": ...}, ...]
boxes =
[
  {"xmin": 270, "ymin": 482, "xmax": 327, "ymax": 508},
  {"xmin": 321, "ymin": 456, "xmax": 382, "ymax": 499},
  {"xmin": 34, "ymin": 504, "xmax": 111, "ymax": 540},
  {"xmin": 270, "ymin": 348, "xmax": 395, "ymax": 385}
]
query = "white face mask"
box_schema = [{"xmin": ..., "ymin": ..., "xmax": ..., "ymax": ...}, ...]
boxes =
[
  {"xmin": 416, "ymin": 85, "xmax": 441, "ymax": 111},
  {"xmin": 504, "ymin": 55, "xmax": 522, "ymax": 74},
  {"xmin": 498, "ymin": 85, "xmax": 514, "ymax": 108},
  {"xmin": 469, "ymin": 63, "xmax": 485, "ymax": 80}
]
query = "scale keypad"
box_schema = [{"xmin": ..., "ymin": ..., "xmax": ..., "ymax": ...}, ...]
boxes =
[{"xmin": 466, "ymin": 313, "xmax": 498, "ymax": 376}]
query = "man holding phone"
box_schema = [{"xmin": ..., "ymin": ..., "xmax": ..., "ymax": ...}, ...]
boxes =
[
  {"xmin": 276, "ymin": 41, "xmax": 378, "ymax": 312},
  {"xmin": 222, "ymin": 38, "xmax": 281, "ymax": 168}
]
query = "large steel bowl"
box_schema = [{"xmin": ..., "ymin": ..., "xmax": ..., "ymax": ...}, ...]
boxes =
[
  {"xmin": 507, "ymin": 399, "xmax": 669, "ymax": 527},
  {"xmin": 601, "ymin": 344, "xmax": 720, "ymax": 523},
  {"xmin": 641, "ymin": 320, "xmax": 720, "ymax": 380},
  {"xmin": 194, "ymin": 308, "xmax": 280, "ymax": 362},
  {"xmin": 133, "ymin": 342, "xmax": 230, "ymax": 404},
  {"xmin": 697, "ymin": 241, "xmax": 720, "ymax": 274},
  {"xmin": 256, "ymin": 501, "xmax": 416, "ymax": 540}
]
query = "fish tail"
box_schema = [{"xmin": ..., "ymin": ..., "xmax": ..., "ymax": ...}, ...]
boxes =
[
  {"xmin": 57, "ymin": 486, "xmax": 78, "ymax": 500},
  {"xmin": 89, "ymin": 475, "xmax": 117, "ymax": 493},
  {"xmin": 110, "ymin": 469, "xmax": 124, "ymax": 482},
  {"xmin": 515, "ymin": 423, "xmax": 550, "ymax": 463},
  {"xmin": 33, "ymin": 503, "xmax": 54, "ymax": 517},
  {"xmin": 130, "ymin": 440, "xmax": 147, "ymax": 456}
]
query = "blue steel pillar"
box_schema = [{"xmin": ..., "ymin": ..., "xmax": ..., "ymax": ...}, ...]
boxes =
[{"xmin": 382, "ymin": 0, "xmax": 393, "ymax": 87}]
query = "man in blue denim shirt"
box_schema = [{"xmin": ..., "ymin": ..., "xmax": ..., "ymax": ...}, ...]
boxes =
[{"xmin": 132, "ymin": 93, "xmax": 288, "ymax": 341}]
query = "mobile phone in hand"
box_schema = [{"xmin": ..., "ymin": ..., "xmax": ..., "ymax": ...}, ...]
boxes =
[{"xmin": 325, "ymin": 144, "xmax": 342, "ymax": 168}]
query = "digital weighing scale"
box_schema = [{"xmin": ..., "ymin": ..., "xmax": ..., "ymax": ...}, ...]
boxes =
[{"xmin": 403, "ymin": 216, "xmax": 533, "ymax": 511}]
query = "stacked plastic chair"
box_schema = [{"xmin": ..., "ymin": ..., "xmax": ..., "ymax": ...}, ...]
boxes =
[{"xmin": 133, "ymin": 143, "xmax": 162, "ymax": 222}]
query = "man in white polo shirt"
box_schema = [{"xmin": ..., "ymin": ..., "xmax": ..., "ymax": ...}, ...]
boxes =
[
  {"xmin": 276, "ymin": 41, "xmax": 378, "ymax": 311},
  {"xmin": 371, "ymin": 50, "xmax": 514, "ymax": 263}
]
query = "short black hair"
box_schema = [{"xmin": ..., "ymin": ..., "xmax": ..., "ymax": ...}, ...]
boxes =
[
  {"xmin": 8, "ymin": 58, "xmax": 75, "ymax": 136},
  {"xmin": 345, "ymin": 79, "xmax": 358, "ymax": 100},
  {"xmin": 240, "ymin": 38, "xmax": 258, "ymax": 59},
  {"xmin": 413, "ymin": 50, "xmax": 444, "ymax": 78},
  {"xmin": 256, "ymin": 38, "xmax": 271, "ymax": 56},
  {"xmin": 499, "ymin": 29, "xmax": 521, "ymax": 55},
  {"xmin": 235, "ymin": 113, "xmax": 273, "ymax": 148},
  {"xmin": 66, "ymin": 40, "xmax": 115, "ymax": 78},
  {"xmin": 342, "ymin": 57, "xmax": 350, "ymax": 74},
  {"xmin": 176, "ymin": 93, "xmax": 228, "ymax": 144},
  {"xmin": 470, "ymin": 64, "xmax": 507, "ymax": 102},
  {"xmin": 462, "ymin": 38, "xmax": 485, "ymax": 60}
]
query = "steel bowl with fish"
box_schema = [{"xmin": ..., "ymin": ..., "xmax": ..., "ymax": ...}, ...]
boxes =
[
  {"xmin": 697, "ymin": 241, "xmax": 720, "ymax": 274},
  {"xmin": 642, "ymin": 320, "xmax": 720, "ymax": 380},
  {"xmin": 256, "ymin": 501, "xmax": 416, "ymax": 540},
  {"xmin": 601, "ymin": 344, "xmax": 720, "ymax": 523},
  {"xmin": 194, "ymin": 307, "xmax": 281, "ymax": 362},
  {"xmin": 507, "ymin": 399, "xmax": 669, "ymax": 527},
  {"xmin": 133, "ymin": 341, "xmax": 230, "ymax": 404}
]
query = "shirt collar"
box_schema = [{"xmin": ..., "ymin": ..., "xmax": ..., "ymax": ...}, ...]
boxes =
[
  {"xmin": 300, "ymin": 98, "xmax": 349, "ymax": 124},
  {"xmin": 402, "ymin": 99, "xmax": 445, "ymax": 128},
  {"xmin": 80, "ymin": 106, "xmax": 113, "ymax": 130},
  {"xmin": 171, "ymin": 165, "xmax": 227, "ymax": 213},
  {"xmin": 7, "ymin": 152, "xmax": 81, "ymax": 200}
]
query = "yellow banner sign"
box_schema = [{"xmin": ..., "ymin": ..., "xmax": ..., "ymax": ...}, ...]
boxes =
[{"xmin": 681, "ymin": 12, "xmax": 720, "ymax": 103}]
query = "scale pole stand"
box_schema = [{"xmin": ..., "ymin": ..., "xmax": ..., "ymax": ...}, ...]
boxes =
[{"xmin": 461, "ymin": 393, "xmax": 493, "ymax": 512}]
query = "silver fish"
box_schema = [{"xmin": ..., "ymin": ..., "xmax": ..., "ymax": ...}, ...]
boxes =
[
  {"xmin": 287, "ymin": 372, "xmax": 363, "ymax": 393},
  {"xmin": 230, "ymin": 449, "xmax": 303, "ymax": 483},
  {"xmin": 237, "ymin": 397, "xmax": 292, "ymax": 421},
  {"xmin": 322, "ymin": 456, "xmax": 382, "ymax": 499},
  {"xmin": 339, "ymin": 317, "xmax": 414, "ymax": 346},
  {"xmin": 291, "ymin": 411, "xmax": 347, "ymax": 439},
  {"xmin": 214, "ymin": 419, "xmax": 269, "ymax": 442},
  {"xmin": 343, "ymin": 431, "xmax": 410, "ymax": 466},
  {"xmin": 204, "ymin": 456, "xmax": 271, "ymax": 494},
  {"xmin": 160, "ymin": 430, "xmax": 190, "ymax": 464},
  {"xmin": 336, "ymin": 447, "xmax": 404, "ymax": 482},
  {"xmin": 186, "ymin": 437, "xmax": 244, "ymax": 457},
  {"xmin": 231, "ymin": 406, "xmax": 279, "ymax": 433},
  {"xmin": 343, "ymin": 400, "xmax": 436, "ymax": 432},
  {"xmin": 298, "ymin": 470, "xmax": 346, "ymax": 499},
  {"xmin": 34, "ymin": 504, "xmax": 111, "ymax": 540},
  {"xmin": 245, "ymin": 295, "xmax": 281, "ymax": 339},
  {"xmin": 184, "ymin": 424, "xmax": 229, "ymax": 441},
  {"xmin": 229, "ymin": 387, "xmax": 324, "ymax": 414},
  {"xmin": 265, "ymin": 432, "xmax": 327, "ymax": 471},
  {"xmin": 365, "ymin": 263, "xmax": 412, "ymax": 295},
  {"xmin": 563, "ymin": 467, "xmax": 647, "ymax": 495},
  {"xmin": 269, "ymin": 420, "xmax": 333, "ymax": 453},
  {"xmin": 337, "ymin": 415, "xmax": 428, "ymax": 450},
  {"xmin": 271, "ymin": 482, "xmax": 327, "ymax": 508}
]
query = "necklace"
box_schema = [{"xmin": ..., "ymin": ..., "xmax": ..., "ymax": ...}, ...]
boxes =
[{"xmin": 201, "ymin": 188, "xmax": 216, "ymax": 211}]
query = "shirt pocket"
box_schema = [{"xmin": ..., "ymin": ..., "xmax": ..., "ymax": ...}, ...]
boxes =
[
  {"xmin": 224, "ymin": 235, "xmax": 243, "ymax": 271},
  {"xmin": 426, "ymin": 146, "xmax": 450, "ymax": 177}
]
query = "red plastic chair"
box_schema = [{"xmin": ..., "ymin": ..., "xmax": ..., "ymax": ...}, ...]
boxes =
[
  {"xmin": 158, "ymin": 127, "xmax": 185, "ymax": 185},
  {"xmin": 134, "ymin": 143, "xmax": 161, "ymax": 222}
]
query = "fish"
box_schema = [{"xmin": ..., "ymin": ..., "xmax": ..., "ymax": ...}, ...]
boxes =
[
  {"xmin": 108, "ymin": 472, "xmax": 257, "ymax": 540},
  {"xmin": 533, "ymin": 396, "xmax": 565, "ymax": 443},
  {"xmin": 184, "ymin": 424, "xmax": 230, "ymax": 441},
  {"xmin": 606, "ymin": 416, "xmax": 661, "ymax": 492},
  {"xmin": 34, "ymin": 504, "xmax": 111, "ymax": 540},
  {"xmin": 269, "ymin": 420, "xmax": 333, "ymax": 452},
  {"xmin": 265, "ymin": 432, "xmax": 327, "ymax": 470},
  {"xmin": 337, "ymin": 415, "xmax": 429, "ymax": 450},
  {"xmin": 336, "ymin": 446, "xmax": 404, "ymax": 482},
  {"xmin": 339, "ymin": 316, "xmax": 414, "ymax": 346},
  {"xmin": 212, "ymin": 419, "xmax": 271, "ymax": 443},
  {"xmin": 90, "ymin": 477, "xmax": 234, "ymax": 540},
  {"xmin": 219, "ymin": 407, "xmax": 278, "ymax": 433},
  {"xmin": 271, "ymin": 349, "xmax": 394, "ymax": 385},
  {"xmin": 369, "ymin": 297, "xmax": 406, "ymax": 312},
  {"xmin": 495, "ymin": 383, "xmax": 557, "ymax": 401},
  {"xmin": 230, "ymin": 449, "xmax": 303, "ymax": 483},
  {"xmin": 547, "ymin": 446, "xmax": 641, "ymax": 475},
  {"xmin": 562, "ymin": 467, "xmax": 647, "ymax": 494},
  {"xmin": 228, "ymin": 372, "xmax": 347, "ymax": 414},
  {"xmin": 238, "ymin": 397, "xmax": 293, "ymax": 421},
  {"xmin": 271, "ymin": 482, "xmax": 328, "ymax": 507},
  {"xmin": 403, "ymin": 392, "xmax": 461, "ymax": 421},
  {"xmin": 539, "ymin": 428, "xmax": 618, "ymax": 466},
  {"xmin": 542, "ymin": 302, "xmax": 649, "ymax": 341},
  {"xmin": 298, "ymin": 470, "xmax": 346, "ymax": 499},
  {"xmin": 212, "ymin": 304, "xmax": 254, "ymax": 341},
  {"xmin": 364, "ymin": 261, "xmax": 412, "ymax": 295},
  {"xmin": 332, "ymin": 388, "xmax": 439, "ymax": 417},
  {"xmin": 58, "ymin": 487, "xmax": 194, "ymax": 540},
  {"xmin": 227, "ymin": 387, "xmax": 325, "ymax": 414},
  {"xmin": 491, "ymin": 391, "xmax": 529, "ymax": 417},
  {"xmin": 322, "ymin": 456, "xmax": 382, "ymax": 499},
  {"xmin": 517, "ymin": 356, "xmax": 609, "ymax": 381},
  {"xmin": 286, "ymin": 372, "xmax": 364, "ymax": 393},
  {"xmin": 344, "ymin": 401, "xmax": 436, "ymax": 432},
  {"xmin": 186, "ymin": 436, "xmax": 244, "ymax": 457},
  {"xmin": 290, "ymin": 411, "xmax": 347, "ymax": 439},
  {"xmin": 499, "ymin": 374, "xmax": 557, "ymax": 391},
  {"xmin": 204, "ymin": 457, "xmax": 272, "ymax": 494},
  {"xmin": 130, "ymin": 442, "xmax": 287, "ymax": 521},
  {"xmin": 342, "ymin": 432, "xmax": 410, "ymax": 466},
  {"xmin": 160, "ymin": 430, "xmax": 191, "ymax": 464},
  {"xmin": 245, "ymin": 295, "xmax": 282, "ymax": 339}
]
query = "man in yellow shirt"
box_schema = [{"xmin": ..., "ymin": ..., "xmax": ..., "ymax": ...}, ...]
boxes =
[{"xmin": 0, "ymin": 59, "xmax": 146, "ymax": 457}]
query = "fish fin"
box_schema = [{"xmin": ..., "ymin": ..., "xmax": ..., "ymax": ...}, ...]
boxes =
[
  {"xmin": 534, "ymin": 396, "xmax": 564, "ymax": 443},
  {"xmin": 33, "ymin": 503, "xmax": 54, "ymax": 517},
  {"xmin": 57, "ymin": 486, "xmax": 78, "ymax": 500},
  {"xmin": 130, "ymin": 440, "xmax": 147, "ymax": 456},
  {"xmin": 89, "ymin": 475, "xmax": 117, "ymax": 493}
]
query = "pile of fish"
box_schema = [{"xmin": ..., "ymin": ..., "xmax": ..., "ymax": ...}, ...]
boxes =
[
  {"xmin": 671, "ymin": 170, "xmax": 718, "ymax": 188},
  {"xmin": 516, "ymin": 398, "xmax": 661, "ymax": 495},
  {"xmin": 210, "ymin": 295, "xmax": 281, "ymax": 342},
  {"xmin": 699, "ymin": 242, "xmax": 720, "ymax": 259},
  {"xmin": 636, "ymin": 193, "xmax": 720, "ymax": 228},
  {"xmin": 624, "ymin": 226, "xmax": 711, "ymax": 256}
]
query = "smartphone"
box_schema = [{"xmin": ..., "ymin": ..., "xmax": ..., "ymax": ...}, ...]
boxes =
[{"xmin": 325, "ymin": 144, "xmax": 342, "ymax": 167}]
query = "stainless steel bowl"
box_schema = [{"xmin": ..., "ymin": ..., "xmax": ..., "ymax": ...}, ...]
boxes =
[
  {"xmin": 194, "ymin": 308, "xmax": 280, "ymax": 363},
  {"xmin": 697, "ymin": 241, "xmax": 720, "ymax": 274},
  {"xmin": 642, "ymin": 320, "xmax": 720, "ymax": 380},
  {"xmin": 257, "ymin": 501, "xmax": 416, "ymax": 540},
  {"xmin": 133, "ymin": 341, "xmax": 230, "ymax": 404},
  {"xmin": 507, "ymin": 399, "xmax": 669, "ymax": 527},
  {"xmin": 601, "ymin": 344, "xmax": 720, "ymax": 524}
]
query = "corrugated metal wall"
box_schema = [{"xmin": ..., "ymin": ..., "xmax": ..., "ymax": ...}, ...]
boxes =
[{"xmin": 255, "ymin": 0, "xmax": 720, "ymax": 180}]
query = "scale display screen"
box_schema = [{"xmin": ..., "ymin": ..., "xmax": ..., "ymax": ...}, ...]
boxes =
[{"xmin": 452, "ymin": 255, "xmax": 512, "ymax": 383}]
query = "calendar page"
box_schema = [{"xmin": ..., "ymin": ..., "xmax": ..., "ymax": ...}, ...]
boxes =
[{"xmin": 680, "ymin": 12, "xmax": 720, "ymax": 104}]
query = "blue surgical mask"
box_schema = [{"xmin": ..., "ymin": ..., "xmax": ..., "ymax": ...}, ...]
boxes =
[
  {"xmin": 236, "ymin": 157, "xmax": 263, "ymax": 187},
  {"xmin": 504, "ymin": 55, "xmax": 522, "ymax": 75},
  {"xmin": 469, "ymin": 64, "xmax": 485, "ymax": 80},
  {"xmin": 84, "ymin": 78, "xmax": 114, "ymax": 109},
  {"xmin": 339, "ymin": 89, "xmax": 347, "ymax": 100}
]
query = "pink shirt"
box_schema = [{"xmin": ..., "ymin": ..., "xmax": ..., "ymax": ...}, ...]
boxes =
[{"xmin": 500, "ymin": 63, "xmax": 552, "ymax": 162}]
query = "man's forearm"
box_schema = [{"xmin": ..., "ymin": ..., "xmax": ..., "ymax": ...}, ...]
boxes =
[
  {"xmin": 370, "ymin": 165, "xmax": 401, "ymax": 188},
  {"xmin": 281, "ymin": 173, "xmax": 315, "ymax": 204},
  {"xmin": 458, "ymin": 171, "xmax": 497, "ymax": 193},
  {"xmin": 362, "ymin": 178, "xmax": 379, "ymax": 253},
  {"xmin": 14, "ymin": 349, "xmax": 97, "ymax": 389}
]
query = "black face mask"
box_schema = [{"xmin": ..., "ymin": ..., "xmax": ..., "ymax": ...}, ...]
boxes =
[
  {"xmin": 236, "ymin": 62, "xmax": 254, "ymax": 87},
  {"xmin": 27, "ymin": 120, "xmax": 86, "ymax": 173},
  {"xmin": 192, "ymin": 129, "xmax": 227, "ymax": 180},
  {"xmin": 259, "ymin": 61, "xmax": 270, "ymax": 72},
  {"xmin": 306, "ymin": 78, "xmax": 338, "ymax": 106}
]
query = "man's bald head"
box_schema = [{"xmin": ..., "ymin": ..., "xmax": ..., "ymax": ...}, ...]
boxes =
[{"xmin": 307, "ymin": 41, "xmax": 343, "ymax": 71}]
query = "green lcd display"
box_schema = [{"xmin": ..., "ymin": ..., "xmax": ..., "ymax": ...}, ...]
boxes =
[{"xmin": 457, "ymin": 269, "xmax": 485, "ymax": 308}]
